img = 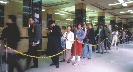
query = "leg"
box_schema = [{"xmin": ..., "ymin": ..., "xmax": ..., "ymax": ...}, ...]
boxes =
[
  {"xmin": 82, "ymin": 43, "xmax": 88, "ymax": 58},
  {"xmin": 112, "ymin": 37, "xmax": 115, "ymax": 45},
  {"xmin": 77, "ymin": 43, "xmax": 82, "ymax": 61},
  {"xmin": 88, "ymin": 44, "xmax": 92, "ymax": 59},
  {"xmin": 97, "ymin": 39, "xmax": 100, "ymax": 53},
  {"xmin": 26, "ymin": 57, "xmax": 32, "ymax": 69},
  {"xmin": 101, "ymin": 42, "xmax": 105, "ymax": 53}
]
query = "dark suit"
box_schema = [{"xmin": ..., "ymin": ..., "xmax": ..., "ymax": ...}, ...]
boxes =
[
  {"xmin": 26, "ymin": 23, "xmax": 42, "ymax": 68},
  {"xmin": 47, "ymin": 25, "xmax": 61, "ymax": 67}
]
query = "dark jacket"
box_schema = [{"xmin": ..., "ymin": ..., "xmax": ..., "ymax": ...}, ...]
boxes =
[
  {"xmin": 86, "ymin": 28, "xmax": 95, "ymax": 44},
  {"xmin": 28, "ymin": 23, "xmax": 42, "ymax": 45},
  {"xmin": 99, "ymin": 29, "xmax": 107, "ymax": 41},
  {"xmin": 1, "ymin": 23, "xmax": 20, "ymax": 50},
  {"xmin": 46, "ymin": 25, "xmax": 62, "ymax": 56}
]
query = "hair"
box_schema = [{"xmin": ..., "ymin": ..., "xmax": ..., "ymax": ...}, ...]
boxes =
[
  {"xmin": 88, "ymin": 24, "xmax": 93, "ymax": 27},
  {"xmin": 67, "ymin": 25, "xmax": 72, "ymax": 31},
  {"xmin": 104, "ymin": 25, "xmax": 107, "ymax": 28},
  {"xmin": 8, "ymin": 15, "xmax": 17, "ymax": 23},
  {"xmin": 29, "ymin": 17, "xmax": 35, "ymax": 21},
  {"xmin": 77, "ymin": 23, "xmax": 82, "ymax": 26}
]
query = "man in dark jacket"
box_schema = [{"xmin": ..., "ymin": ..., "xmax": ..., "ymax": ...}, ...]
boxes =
[
  {"xmin": 47, "ymin": 20, "xmax": 61, "ymax": 68},
  {"xmin": 96, "ymin": 24, "xmax": 107, "ymax": 54},
  {"xmin": 26, "ymin": 17, "xmax": 42, "ymax": 69},
  {"xmin": 1, "ymin": 15, "xmax": 24, "ymax": 72},
  {"xmin": 82, "ymin": 24, "xmax": 95, "ymax": 59}
]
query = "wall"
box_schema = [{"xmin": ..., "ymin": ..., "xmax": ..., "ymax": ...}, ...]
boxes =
[{"xmin": 0, "ymin": 1, "xmax": 70, "ymax": 54}]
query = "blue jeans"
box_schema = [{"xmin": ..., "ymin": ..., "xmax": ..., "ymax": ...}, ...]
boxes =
[{"xmin": 82, "ymin": 40, "xmax": 92, "ymax": 58}]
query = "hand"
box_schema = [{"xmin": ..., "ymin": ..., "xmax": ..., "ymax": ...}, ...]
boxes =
[{"xmin": 33, "ymin": 43, "xmax": 37, "ymax": 46}]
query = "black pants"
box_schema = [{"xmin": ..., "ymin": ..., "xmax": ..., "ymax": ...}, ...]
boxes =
[
  {"xmin": 51, "ymin": 56, "xmax": 59, "ymax": 66},
  {"xmin": 7, "ymin": 53, "xmax": 24, "ymax": 72},
  {"xmin": 26, "ymin": 44, "xmax": 40, "ymax": 68}
]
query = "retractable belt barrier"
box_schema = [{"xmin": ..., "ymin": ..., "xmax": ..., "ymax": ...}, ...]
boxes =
[{"xmin": 4, "ymin": 35, "xmax": 132, "ymax": 58}]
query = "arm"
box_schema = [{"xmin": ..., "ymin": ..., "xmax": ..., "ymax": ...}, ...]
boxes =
[
  {"xmin": 34, "ymin": 24, "xmax": 42, "ymax": 43},
  {"xmin": 78, "ymin": 30, "xmax": 85, "ymax": 40}
]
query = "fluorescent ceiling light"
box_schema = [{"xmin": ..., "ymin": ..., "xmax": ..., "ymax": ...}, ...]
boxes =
[
  {"xmin": 130, "ymin": 12, "xmax": 133, "ymax": 13},
  {"xmin": 122, "ymin": 3, "xmax": 127, "ymax": 6},
  {"xmin": 120, "ymin": 11, "xmax": 125, "ymax": 13},
  {"xmin": 94, "ymin": 21, "xmax": 97, "ymax": 22},
  {"xmin": 42, "ymin": 9, "xmax": 45, "ymax": 11},
  {"xmin": 125, "ymin": 1, "xmax": 133, "ymax": 3},
  {"xmin": 118, "ymin": 0, "xmax": 124, "ymax": 3},
  {"xmin": 55, "ymin": 12, "xmax": 60, "ymax": 14},
  {"xmin": 60, "ymin": 14, "xmax": 65, "ymax": 15},
  {"xmin": 66, "ymin": 19, "xmax": 71, "ymax": 20},
  {"xmin": 127, "ymin": 10, "xmax": 132, "ymax": 12},
  {"xmin": 0, "ymin": 1, "xmax": 8, "ymax": 4}
]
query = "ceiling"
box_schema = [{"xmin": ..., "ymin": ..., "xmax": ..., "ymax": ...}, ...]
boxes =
[{"xmin": 1, "ymin": 0, "xmax": 133, "ymax": 25}]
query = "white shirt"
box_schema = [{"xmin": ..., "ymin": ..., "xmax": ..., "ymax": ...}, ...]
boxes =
[
  {"xmin": 112, "ymin": 31, "xmax": 118, "ymax": 37},
  {"xmin": 63, "ymin": 31, "xmax": 74, "ymax": 49}
]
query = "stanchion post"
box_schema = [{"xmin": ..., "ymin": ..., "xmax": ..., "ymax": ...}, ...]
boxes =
[{"xmin": 0, "ymin": 44, "xmax": 2, "ymax": 72}]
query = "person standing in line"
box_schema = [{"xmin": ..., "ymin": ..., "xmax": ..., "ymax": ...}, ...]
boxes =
[
  {"xmin": 104, "ymin": 25, "xmax": 111, "ymax": 50},
  {"xmin": 81, "ymin": 24, "xmax": 87, "ymax": 58},
  {"xmin": 46, "ymin": 20, "xmax": 62, "ymax": 68},
  {"xmin": 82, "ymin": 24, "xmax": 95, "ymax": 59},
  {"xmin": 60, "ymin": 25, "xmax": 74, "ymax": 63},
  {"xmin": 1, "ymin": 15, "xmax": 24, "ymax": 72},
  {"xmin": 71, "ymin": 23, "xmax": 85, "ymax": 61},
  {"xmin": 96, "ymin": 24, "xmax": 107, "ymax": 54},
  {"xmin": 111, "ymin": 30, "xmax": 119, "ymax": 46},
  {"xmin": 26, "ymin": 17, "xmax": 42, "ymax": 69}
]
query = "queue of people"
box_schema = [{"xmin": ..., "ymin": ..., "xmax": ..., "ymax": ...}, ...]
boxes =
[{"xmin": 1, "ymin": 15, "xmax": 133, "ymax": 72}]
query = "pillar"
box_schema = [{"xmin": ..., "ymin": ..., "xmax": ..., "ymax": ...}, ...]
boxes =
[
  {"xmin": 98, "ymin": 12, "xmax": 105, "ymax": 26},
  {"xmin": 23, "ymin": 0, "xmax": 32, "ymax": 27},
  {"xmin": 75, "ymin": 3, "xmax": 86, "ymax": 27},
  {"xmin": 46, "ymin": 9, "xmax": 52, "ymax": 29},
  {"xmin": 117, "ymin": 20, "xmax": 122, "ymax": 31},
  {"xmin": 0, "ymin": 5, "xmax": 4, "ymax": 27},
  {"xmin": 110, "ymin": 17, "xmax": 116, "ymax": 31}
]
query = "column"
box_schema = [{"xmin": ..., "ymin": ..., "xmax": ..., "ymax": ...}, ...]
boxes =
[
  {"xmin": 23, "ymin": 0, "xmax": 32, "ymax": 27},
  {"xmin": 75, "ymin": 3, "xmax": 86, "ymax": 27},
  {"xmin": 110, "ymin": 17, "xmax": 116, "ymax": 31},
  {"xmin": 98, "ymin": 12, "xmax": 105, "ymax": 26},
  {"xmin": 117, "ymin": 20, "xmax": 122, "ymax": 31},
  {"xmin": 0, "ymin": 5, "xmax": 4, "ymax": 27},
  {"xmin": 46, "ymin": 9, "xmax": 52, "ymax": 29}
]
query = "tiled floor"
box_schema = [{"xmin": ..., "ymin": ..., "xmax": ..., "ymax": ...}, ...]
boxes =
[{"xmin": 2, "ymin": 42, "xmax": 133, "ymax": 72}]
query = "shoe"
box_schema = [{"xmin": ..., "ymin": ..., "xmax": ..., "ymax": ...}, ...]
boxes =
[
  {"xmin": 71, "ymin": 56, "xmax": 75, "ymax": 61},
  {"xmin": 50, "ymin": 63, "xmax": 55, "ymax": 66},
  {"xmin": 60, "ymin": 59, "xmax": 65, "ymax": 62},
  {"xmin": 96, "ymin": 52, "xmax": 100, "ymax": 53},
  {"xmin": 56, "ymin": 65, "xmax": 59, "ymax": 68},
  {"xmin": 100, "ymin": 52, "xmax": 104, "ymax": 54},
  {"xmin": 88, "ymin": 58, "xmax": 91, "ymax": 60},
  {"xmin": 77, "ymin": 56, "xmax": 80, "ymax": 61},
  {"xmin": 81, "ymin": 57, "xmax": 85, "ymax": 58},
  {"xmin": 30, "ymin": 65, "xmax": 38, "ymax": 68}
]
